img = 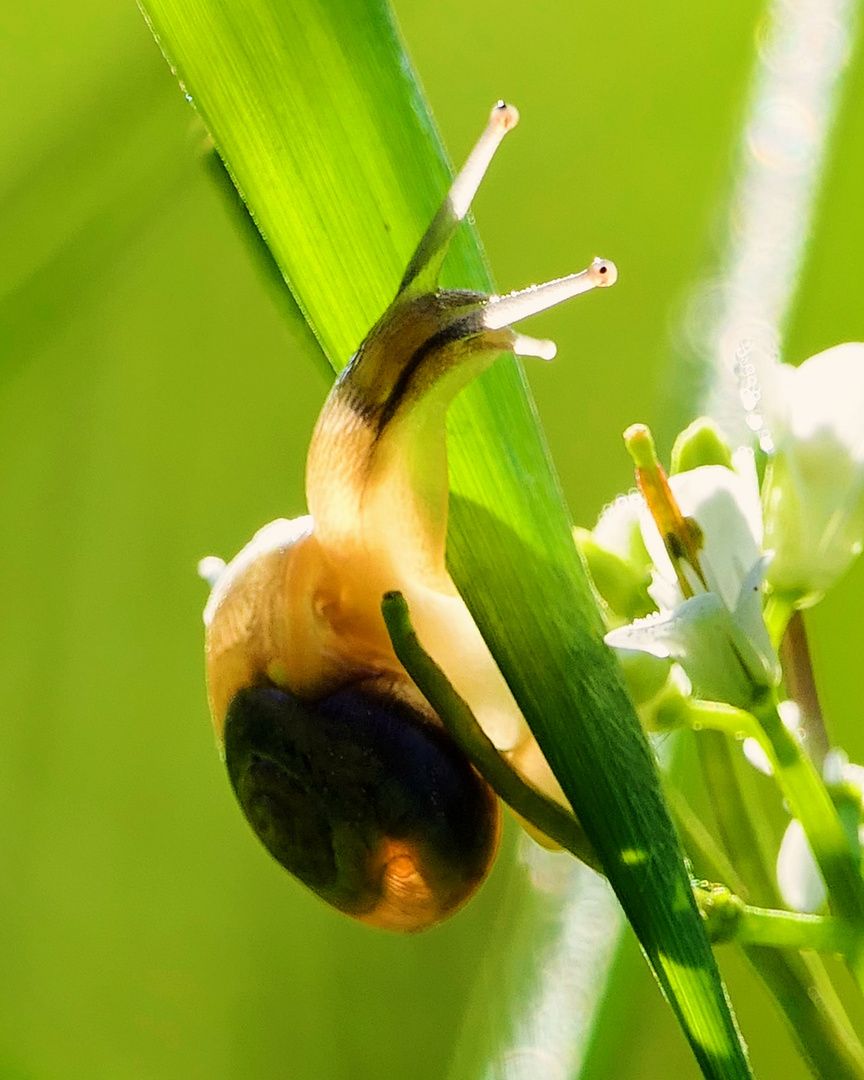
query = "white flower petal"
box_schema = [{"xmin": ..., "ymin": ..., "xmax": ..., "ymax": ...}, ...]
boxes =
[
  {"xmin": 639, "ymin": 509, "xmax": 679, "ymax": 596},
  {"xmin": 764, "ymin": 343, "xmax": 864, "ymax": 599},
  {"xmin": 605, "ymin": 609, "xmax": 681, "ymax": 660},
  {"xmin": 613, "ymin": 441, "xmax": 776, "ymax": 708},
  {"xmin": 777, "ymin": 699, "xmax": 802, "ymax": 733},
  {"xmin": 732, "ymin": 554, "xmax": 780, "ymax": 685},
  {"xmin": 647, "ymin": 567, "xmax": 680, "ymax": 613},
  {"xmin": 777, "ymin": 819, "xmax": 826, "ymax": 914},
  {"xmin": 742, "ymin": 737, "xmax": 773, "ymax": 776},
  {"xmin": 822, "ymin": 747, "xmax": 849, "ymax": 786},
  {"xmin": 593, "ymin": 492, "xmax": 648, "ymax": 566},
  {"xmin": 676, "ymin": 467, "xmax": 763, "ymax": 610},
  {"xmin": 778, "ymin": 344, "xmax": 864, "ymax": 459},
  {"xmin": 639, "ymin": 466, "xmax": 763, "ymax": 611},
  {"xmin": 606, "ymin": 594, "xmax": 764, "ymax": 708}
]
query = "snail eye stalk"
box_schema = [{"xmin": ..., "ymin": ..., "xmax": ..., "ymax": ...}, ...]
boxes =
[
  {"xmin": 398, "ymin": 101, "xmax": 519, "ymax": 299},
  {"xmin": 224, "ymin": 685, "xmax": 500, "ymax": 932}
]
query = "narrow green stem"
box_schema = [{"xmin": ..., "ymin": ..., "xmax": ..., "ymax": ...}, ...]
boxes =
[
  {"xmin": 780, "ymin": 610, "xmax": 830, "ymax": 764},
  {"xmin": 695, "ymin": 728, "xmax": 777, "ymax": 903},
  {"xmin": 666, "ymin": 781, "xmax": 746, "ymax": 895},
  {"xmin": 739, "ymin": 906, "xmax": 852, "ymax": 952},
  {"xmin": 380, "ymin": 590, "xmax": 602, "ymax": 873},
  {"xmin": 744, "ymin": 948, "xmax": 864, "ymax": 1080},
  {"xmin": 698, "ymin": 886, "xmax": 854, "ymax": 953},
  {"xmin": 689, "ymin": 699, "xmax": 864, "ymax": 995}
]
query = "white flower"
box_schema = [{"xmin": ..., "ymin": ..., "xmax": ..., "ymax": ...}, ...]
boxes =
[
  {"xmin": 777, "ymin": 819, "xmax": 825, "ymax": 913},
  {"xmin": 605, "ymin": 451, "xmax": 780, "ymax": 709},
  {"xmin": 762, "ymin": 343, "xmax": 864, "ymax": 605}
]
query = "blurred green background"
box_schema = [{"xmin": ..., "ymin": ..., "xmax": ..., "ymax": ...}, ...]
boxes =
[{"xmin": 2, "ymin": 0, "xmax": 864, "ymax": 1078}]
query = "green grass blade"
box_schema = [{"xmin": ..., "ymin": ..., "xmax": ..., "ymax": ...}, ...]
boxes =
[{"xmin": 138, "ymin": 0, "xmax": 755, "ymax": 1074}]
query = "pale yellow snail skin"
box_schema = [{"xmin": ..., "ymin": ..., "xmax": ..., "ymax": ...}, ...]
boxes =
[{"xmin": 202, "ymin": 103, "xmax": 616, "ymax": 930}]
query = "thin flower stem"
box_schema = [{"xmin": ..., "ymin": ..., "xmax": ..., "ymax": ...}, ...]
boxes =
[
  {"xmin": 695, "ymin": 729, "xmax": 777, "ymax": 903},
  {"xmin": 737, "ymin": 905, "xmax": 852, "ymax": 952},
  {"xmin": 781, "ymin": 610, "xmax": 830, "ymax": 764},
  {"xmin": 753, "ymin": 700, "xmax": 864, "ymax": 927},
  {"xmin": 698, "ymin": 887, "xmax": 855, "ymax": 953},
  {"xmin": 678, "ymin": 721, "xmax": 864, "ymax": 1078},
  {"xmin": 689, "ymin": 699, "xmax": 864, "ymax": 989},
  {"xmin": 665, "ymin": 781, "xmax": 747, "ymax": 894}
]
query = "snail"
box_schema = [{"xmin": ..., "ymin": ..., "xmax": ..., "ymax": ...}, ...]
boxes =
[{"xmin": 200, "ymin": 103, "xmax": 617, "ymax": 932}]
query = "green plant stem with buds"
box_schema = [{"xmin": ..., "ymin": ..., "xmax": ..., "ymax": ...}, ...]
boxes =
[
  {"xmin": 671, "ymin": 788, "xmax": 858, "ymax": 950},
  {"xmin": 688, "ymin": 700, "xmax": 864, "ymax": 934},
  {"xmin": 695, "ymin": 882, "xmax": 851, "ymax": 952},
  {"xmin": 677, "ymin": 725, "xmax": 864, "ymax": 1080},
  {"xmin": 707, "ymin": 897, "xmax": 854, "ymax": 952},
  {"xmin": 780, "ymin": 612, "xmax": 831, "ymax": 763},
  {"xmin": 693, "ymin": 697, "xmax": 864, "ymax": 948},
  {"xmin": 756, "ymin": 701, "xmax": 864, "ymax": 929}
]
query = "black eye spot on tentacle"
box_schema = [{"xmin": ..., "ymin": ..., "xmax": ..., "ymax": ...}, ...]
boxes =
[{"xmin": 223, "ymin": 685, "xmax": 500, "ymax": 931}]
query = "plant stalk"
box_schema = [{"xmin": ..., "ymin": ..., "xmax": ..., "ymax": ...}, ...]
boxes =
[
  {"xmin": 781, "ymin": 611, "xmax": 830, "ymax": 764},
  {"xmin": 685, "ymin": 710, "xmax": 864, "ymax": 1078}
]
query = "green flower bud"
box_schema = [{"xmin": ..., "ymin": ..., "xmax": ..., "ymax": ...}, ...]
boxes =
[
  {"xmin": 670, "ymin": 418, "xmax": 734, "ymax": 475},
  {"xmin": 575, "ymin": 524, "xmax": 654, "ymax": 620},
  {"xmin": 638, "ymin": 667, "xmax": 692, "ymax": 733},
  {"xmin": 616, "ymin": 647, "xmax": 672, "ymax": 705}
]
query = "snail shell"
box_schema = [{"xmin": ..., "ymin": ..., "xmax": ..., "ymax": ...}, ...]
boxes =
[
  {"xmin": 204, "ymin": 516, "xmax": 501, "ymax": 932},
  {"xmin": 225, "ymin": 684, "xmax": 499, "ymax": 930}
]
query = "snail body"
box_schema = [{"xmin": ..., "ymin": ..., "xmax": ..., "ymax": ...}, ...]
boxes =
[{"xmin": 202, "ymin": 104, "xmax": 616, "ymax": 930}]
